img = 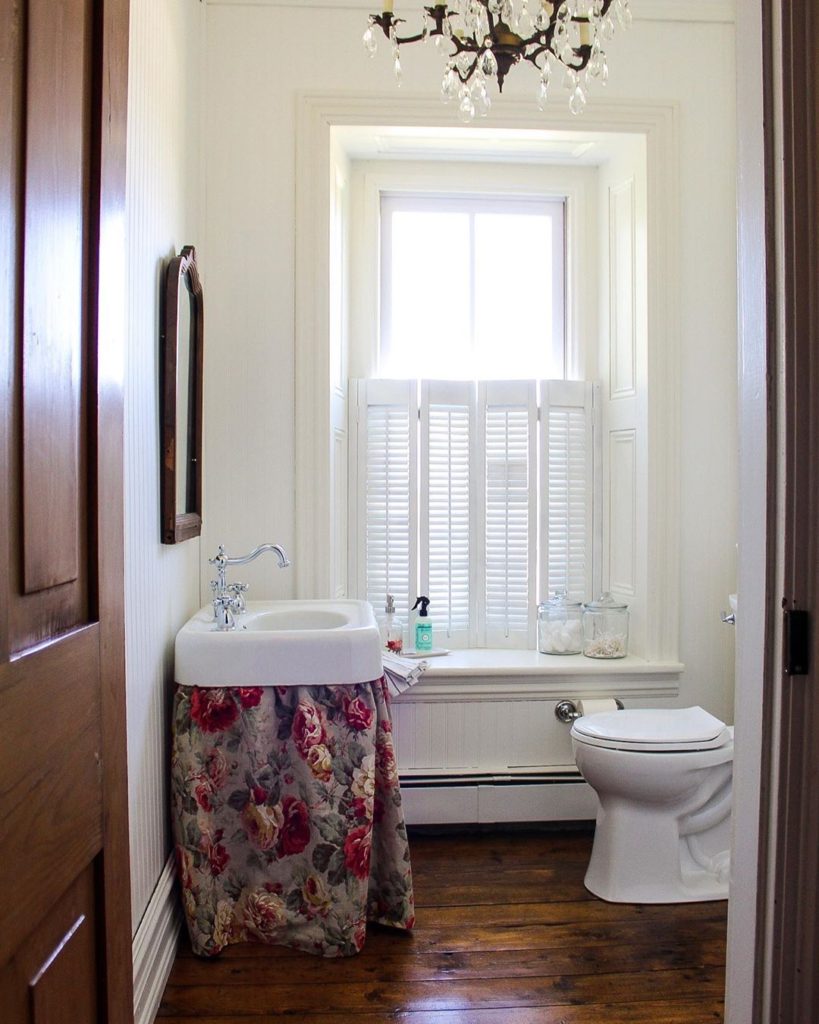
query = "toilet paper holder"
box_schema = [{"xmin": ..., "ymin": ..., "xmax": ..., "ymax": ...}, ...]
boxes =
[{"xmin": 555, "ymin": 698, "xmax": 624, "ymax": 723}]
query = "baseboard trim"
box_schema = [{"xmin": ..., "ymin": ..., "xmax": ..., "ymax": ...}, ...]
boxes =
[
  {"xmin": 401, "ymin": 778, "xmax": 599, "ymax": 826},
  {"xmin": 133, "ymin": 854, "xmax": 182, "ymax": 1024}
]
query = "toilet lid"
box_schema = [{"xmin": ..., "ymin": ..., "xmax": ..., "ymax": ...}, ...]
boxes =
[{"xmin": 571, "ymin": 706, "xmax": 731, "ymax": 752}]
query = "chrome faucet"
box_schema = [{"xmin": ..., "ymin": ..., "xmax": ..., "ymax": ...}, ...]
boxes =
[{"xmin": 208, "ymin": 543, "xmax": 291, "ymax": 630}]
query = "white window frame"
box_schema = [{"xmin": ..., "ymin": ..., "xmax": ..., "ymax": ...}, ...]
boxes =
[
  {"xmin": 379, "ymin": 191, "xmax": 567, "ymax": 380},
  {"xmin": 348, "ymin": 161, "xmax": 598, "ymax": 384},
  {"xmin": 347, "ymin": 167, "xmax": 598, "ymax": 651}
]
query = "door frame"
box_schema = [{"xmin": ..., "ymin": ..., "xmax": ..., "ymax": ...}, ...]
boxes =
[
  {"xmin": 725, "ymin": 0, "xmax": 776, "ymax": 1020},
  {"xmin": 88, "ymin": 1, "xmax": 133, "ymax": 1020},
  {"xmin": 730, "ymin": 1, "xmax": 819, "ymax": 1020},
  {"xmin": 762, "ymin": 1, "xmax": 819, "ymax": 1019}
]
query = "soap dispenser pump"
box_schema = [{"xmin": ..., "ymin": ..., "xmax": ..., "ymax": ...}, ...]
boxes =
[
  {"xmin": 382, "ymin": 594, "xmax": 404, "ymax": 654},
  {"xmin": 411, "ymin": 596, "xmax": 433, "ymax": 652}
]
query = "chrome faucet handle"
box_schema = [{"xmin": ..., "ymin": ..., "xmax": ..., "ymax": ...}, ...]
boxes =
[
  {"xmin": 212, "ymin": 593, "xmax": 237, "ymax": 631},
  {"xmin": 227, "ymin": 582, "xmax": 249, "ymax": 614},
  {"xmin": 211, "ymin": 577, "xmax": 240, "ymax": 629}
]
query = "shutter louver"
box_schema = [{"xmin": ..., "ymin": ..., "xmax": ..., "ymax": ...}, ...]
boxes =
[
  {"xmin": 420, "ymin": 382, "xmax": 475, "ymax": 646},
  {"xmin": 480, "ymin": 382, "xmax": 538, "ymax": 647},
  {"xmin": 540, "ymin": 380, "xmax": 596, "ymax": 605},
  {"xmin": 352, "ymin": 378, "xmax": 597, "ymax": 651},
  {"xmin": 357, "ymin": 380, "xmax": 417, "ymax": 625}
]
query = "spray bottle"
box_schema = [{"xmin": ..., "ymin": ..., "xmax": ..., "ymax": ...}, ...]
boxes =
[{"xmin": 411, "ymin": 596, "xmax": 433, "ymax": 652}]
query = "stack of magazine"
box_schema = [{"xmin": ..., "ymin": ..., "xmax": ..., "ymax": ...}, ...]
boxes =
[{"xmin": 381, "ymin": 652, "xmax": 429, "ymax": 696}]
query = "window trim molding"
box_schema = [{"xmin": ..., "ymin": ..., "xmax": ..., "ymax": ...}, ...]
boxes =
[
  {"xmin": 294, "ymin": 93, "xmax": 679, "ymax": 662},
  {"xmin": 350, "ymin": 162, "xmax": 595, "ymax": 382}
]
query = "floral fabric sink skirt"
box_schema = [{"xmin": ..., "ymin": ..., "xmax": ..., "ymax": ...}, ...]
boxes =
[{"xmin": 171, "ymin": 677, "xmax": 415, "ymax": 958}]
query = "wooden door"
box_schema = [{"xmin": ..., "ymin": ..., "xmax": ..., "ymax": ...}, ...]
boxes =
[
  {"xmin": 765, "ymin": 1, "xmax": 819, "ymax": 1020},
  {"xmin": 0, "ymin": 2, "xmax": 132, "ymax": 1023}
]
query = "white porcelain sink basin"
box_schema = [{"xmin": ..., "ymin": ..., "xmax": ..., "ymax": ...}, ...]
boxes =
[
  {"xmin": 243, "ymin": 608, "xmax": 349, "ymax": 632},
  {"xmin": 175, "ymin": 600, "xmax": 383, "ymax": 687}
]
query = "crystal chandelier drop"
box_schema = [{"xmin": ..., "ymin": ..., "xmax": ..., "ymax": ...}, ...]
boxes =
[{"xmin": 363, "ymin": 0, "xmax": 631, "ymax": 121}]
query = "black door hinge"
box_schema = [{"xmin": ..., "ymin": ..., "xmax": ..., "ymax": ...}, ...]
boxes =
[{"xmin": 784, "ymin": 608, "xmax": 810, "ymax": 675}]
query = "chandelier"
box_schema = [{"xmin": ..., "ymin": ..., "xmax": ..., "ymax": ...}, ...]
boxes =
[{"xmin": 363, "ymin": 1, "xmax": 631, "ymax": 121}]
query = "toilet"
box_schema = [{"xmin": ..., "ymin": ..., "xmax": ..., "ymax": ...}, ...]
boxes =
[{"xmin": 571, "ymin": 706, "xmax": 733, "ymax": 904}]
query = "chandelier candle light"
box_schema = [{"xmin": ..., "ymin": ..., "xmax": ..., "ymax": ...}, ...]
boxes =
[{"xmin": 363, "ymin": 0, "xmax": 631, "ymax": 121}]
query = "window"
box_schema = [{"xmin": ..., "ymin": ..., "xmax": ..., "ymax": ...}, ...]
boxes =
[
  {"xmin": 380, "ymin": 194, "xmax": 566, "ymax": 379},
  {"xmin": 351, "ymin": 378, "xmax": 597, "ymax": 649},
  {"xmin": 349, "ymin": 189, "xmax": 598, "ymax": 650},
  {"xmin": 297, "ymin": 118, "xmax": 677, "ymax": 667}
]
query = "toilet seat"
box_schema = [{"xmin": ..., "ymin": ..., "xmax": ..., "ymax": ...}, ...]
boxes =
[{"xmin": 571, "ymin": 706, "xmax": 731, "ymax": 752}]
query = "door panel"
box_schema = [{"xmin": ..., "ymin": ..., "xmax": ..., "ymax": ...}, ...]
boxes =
[
  {"xmin": 0, "ymin": 1, "xmax": 132, "ymax": 1022},
  {"xmin": 12, "ymin": 0, "xmax": 91, "ymax": 649},
  {"xmin": 0, "ymin": 627, "xmax": 102, "ymax": 968},
  {"xmin": 0, "ymin": 868, "xmax": 98, "ymax": 1024},
  {"xmin": 21, "ymin": 0, "xmax": 91, "ymax": 596}
]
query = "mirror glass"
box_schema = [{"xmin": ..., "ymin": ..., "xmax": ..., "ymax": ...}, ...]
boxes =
[
  {"xmin": 162, "ymin": 245, "xmax": 203, "ymax": 544},
  {"xmin": 175, "ymin": 280, "xmax": 193, "ymax": 513}
]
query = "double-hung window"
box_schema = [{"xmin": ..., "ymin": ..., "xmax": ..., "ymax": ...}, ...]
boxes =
[
  {"xmin": 379, "ymin": 193, "xmax": 565, "ymax": 379},
  {"xmin": 350, "ymin": 191, "xmax": 600, "ymax": 649}
]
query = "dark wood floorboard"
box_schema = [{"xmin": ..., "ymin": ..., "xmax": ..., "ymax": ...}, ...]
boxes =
[{"xmin": 158, "ymin": 830, "xmax": 726, "ymax": 1023}]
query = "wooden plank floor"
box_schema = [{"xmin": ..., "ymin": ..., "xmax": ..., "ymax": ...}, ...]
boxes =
[{"xmin": 157, "ymin": 830, "xmax": 726, "ymax": 1023}]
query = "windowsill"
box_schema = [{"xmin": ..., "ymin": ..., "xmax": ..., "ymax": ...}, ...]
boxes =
[{"xmin": 392, "ymin": 649, "xmax": 684, "ymax": 702}]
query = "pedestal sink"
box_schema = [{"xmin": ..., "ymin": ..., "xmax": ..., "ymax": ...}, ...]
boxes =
[{"xmin": 175, "ymin": 600, "xmax": 383, "ymax": 687}]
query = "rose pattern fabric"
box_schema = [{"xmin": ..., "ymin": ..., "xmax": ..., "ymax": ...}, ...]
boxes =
[{"xmin": 171, "ymin": 678, "xmax": 414, "ymax": 958}]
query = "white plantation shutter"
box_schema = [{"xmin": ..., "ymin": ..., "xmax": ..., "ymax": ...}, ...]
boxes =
[
  {"xmin": 540, "ymin": 381, "xmax": 597, "ymax": 604},
  {"xmin": 353, "ymin": 380, "xmax": 417, "ymax": 625},
  {"xmin": 351, "ymin": 379, "xmax": 597, "ymax": 649},
  {"xmin": 478, "ymin": 381, "xmax": 538, "ymax": 648},
  {"xmin": 420, "ymin": 382, "xmax": 476, "ymax": 647}
]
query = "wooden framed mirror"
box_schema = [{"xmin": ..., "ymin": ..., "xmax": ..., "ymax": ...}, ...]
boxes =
[{"xmin": 161, "ymin": 245, "xmax": 203, "ymax": 543}]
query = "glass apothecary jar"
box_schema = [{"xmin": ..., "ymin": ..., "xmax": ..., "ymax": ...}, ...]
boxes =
[
  {"xmin": 582, "ymin": 594, "xmax": 629, "ymax": 659},
  {"xmin": 538, "ymin": 590, "xmax": 583, "ymax": 655}
]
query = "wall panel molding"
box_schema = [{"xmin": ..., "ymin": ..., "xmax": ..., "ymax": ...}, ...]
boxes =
[
  {"xmin": 608, "ymin": 428, "xmax": 637, "ymax": 595},
  {"xmin": 609, "ymin": 179, "xmax": 637, "ymax": 401},
  {"xmin": 332, "ymin": 425, "xmax": 348, "ymax": 597}
]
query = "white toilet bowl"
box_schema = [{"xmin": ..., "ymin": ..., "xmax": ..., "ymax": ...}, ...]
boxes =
[{"xmin": 571, "ymin": 706, "xmax": 733, "ymax": 904}]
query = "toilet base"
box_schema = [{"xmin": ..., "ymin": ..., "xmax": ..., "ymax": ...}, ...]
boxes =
[
  {"xmin": 583, "ymin": 800, "xmax": 731, "ymax": 904},
  {"xmin": 584, "ymin": 859, "xmax": 729, "ymax": 904}
]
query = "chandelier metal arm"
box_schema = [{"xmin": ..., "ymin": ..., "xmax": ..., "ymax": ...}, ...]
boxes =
[
  {"xmin": 364, "ymin": 0, "xmax": 627, "ymax": 119},
  {"xmin": 373, "ymin": 13, "xmax": 595, "ymax": 66},
  {"xmin": 372, "ymin": 5, "xmax": 454, "ymax": 46},
  {"xmin": 371, "ymin": 14, "xmax": 427, "ymax": 45}
]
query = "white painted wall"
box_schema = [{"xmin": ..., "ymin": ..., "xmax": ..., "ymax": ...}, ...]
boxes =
[
  {"xmin": 201, "ymin": 2, "xmax": 737, "ymax": 720},
  {"xmin": 125, "ymin": 0, "xmax": 205, "ymax": 933}
]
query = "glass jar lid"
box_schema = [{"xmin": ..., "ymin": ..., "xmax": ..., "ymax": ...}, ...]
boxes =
[
  {"xmin": 583, "ymin": 592, "xmax": 628, "ymax": 611},
  {"xmin": 540, "ymin": 588, "xmax": 582, "ymax": 611}
]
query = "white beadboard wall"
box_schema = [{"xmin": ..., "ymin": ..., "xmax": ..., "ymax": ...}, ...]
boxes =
[{"xmin": 125, "ymin": 0, "xmax": 205, "ymax": 935}]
